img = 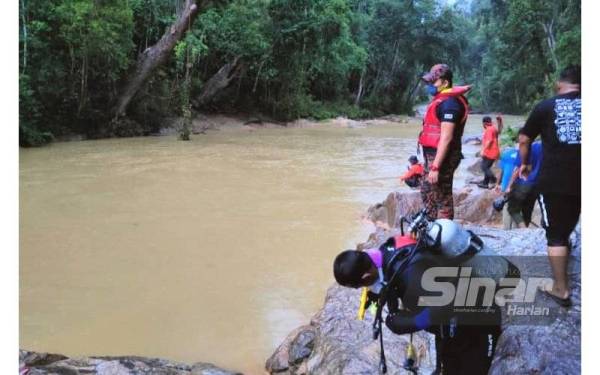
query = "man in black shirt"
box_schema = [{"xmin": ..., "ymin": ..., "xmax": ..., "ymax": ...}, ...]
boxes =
[
  {"xmin": 418, "ymin": 64, "xmax": 470, "ymax": 220},
  {"xmin": 519, "ymin": 64, "xmax": 581, "ymax": 307}
]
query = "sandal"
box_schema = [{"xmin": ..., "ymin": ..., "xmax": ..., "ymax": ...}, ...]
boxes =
[{"xmin": 541, "ymin": 289, "xmax": 572, "ymax": 307}]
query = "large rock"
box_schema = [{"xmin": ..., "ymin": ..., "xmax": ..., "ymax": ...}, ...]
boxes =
[
  {"xmin": 267, "ymin": 222, "xmax": 581, "ymax": 375},
  {"xmin": 19, "ymin": 351, "xmax": 241, "ymax": 375},
  {"xmin": 453, "ymin": 185, "xmax": 502, "ymax": 225},
  {"xmin": 485, "ymin": 225, "xmax": 581, "ymax": 375},
  {"xmin": 366, "ymin": 186, "xmax": 502, "ymax": 228},
  {"xmin": 266, "ymin": 285, "xmax": 437, "ymax": 375}
]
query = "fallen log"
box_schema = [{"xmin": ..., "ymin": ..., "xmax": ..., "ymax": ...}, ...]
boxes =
[{"xmin": 113, "ymin": 0, "xmax": 202, "ymax": 119}]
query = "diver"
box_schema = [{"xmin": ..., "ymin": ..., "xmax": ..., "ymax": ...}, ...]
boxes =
[{"xmin": 334, "ymin": 212, "xmax": 517, "ymax": 374}]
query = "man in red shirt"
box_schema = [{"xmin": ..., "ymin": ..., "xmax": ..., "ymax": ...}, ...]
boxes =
[
  {"xmin": 478, "ymin": 116, "xmax": 502, "ymax": 189},
  {"xmin": 399, "ymin": 155, "xmax": 424, "ymax": 188}
]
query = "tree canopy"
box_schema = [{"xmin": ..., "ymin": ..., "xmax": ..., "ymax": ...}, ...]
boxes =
[{"xmin": 19, "ymin": 0, "xmax": 581, "ymax": 146}]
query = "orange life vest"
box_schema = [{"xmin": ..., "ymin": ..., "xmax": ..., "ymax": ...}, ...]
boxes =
[{"xmin": 418, "ymin": 85, "xmax": 471, "ymax": 149}]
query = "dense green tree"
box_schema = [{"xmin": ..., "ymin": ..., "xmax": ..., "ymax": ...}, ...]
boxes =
[
  {"xmin": 264, "ymin": 0, "xmax": 367, "ymax": 119},
  {"xmin": 468, "ymin": 0, "xmax": 580, "ymax": 112},
  {"xmin": 19, "ymin": 0, "xmax": 134, "ymax": 143},
  {"xmin": 18, "ymin": 0, "xmax": 581, "ymax": 146},
  {"xmin": 360, "ymin": 0, "xmax": 470, "ymax": 113}
]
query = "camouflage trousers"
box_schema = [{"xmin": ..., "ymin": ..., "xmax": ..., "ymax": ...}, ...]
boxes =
[{"xmin": 420, "ymin": 149, "xmax": 462, "ymax": 220}]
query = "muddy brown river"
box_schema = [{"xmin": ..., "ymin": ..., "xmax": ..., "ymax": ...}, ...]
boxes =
[{"xmin": 20, "ymin": 116, "xmax": 521, "ymax": 373}]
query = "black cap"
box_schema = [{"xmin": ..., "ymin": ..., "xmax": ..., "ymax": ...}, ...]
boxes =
[{"xmin": 408, "ymin": 155, "xmax": 418, "ymax": 164}]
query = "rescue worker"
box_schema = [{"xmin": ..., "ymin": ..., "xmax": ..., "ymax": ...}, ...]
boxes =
[
  {"xmin": 333, "ymin": 218, "xmax": 515, "ymax": 374},
  {"xmin": 519, "ymin": 64, "xmax": 581, "ymax": 307},
  {"xmin": 507, "ymin": 134, "xmax": 543, "ymax": 228},
  {"xmin": 418, "ymin": 64, "xmax": 470, "ymax": 220},
  {"xmin": 478, "ymin": 116, "xmax": 501, "ymax": 189},
  {"xmin": 400, "ymin": 155, "xmax": 424, "ymax": 188},
  {"xmin": 494, "ymin": 143, "xmax": 520, "ymax": 229}
]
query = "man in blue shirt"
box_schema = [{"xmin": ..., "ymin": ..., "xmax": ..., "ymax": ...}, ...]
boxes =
[
  {"xmin": 507, "ymin": 136, "xmax": 543, "ymax": 228},
  {"xmin": 495, "ymin": 146, "xmax": 519, "ymax": 229},
  {"xmin": 496, "ymin": 147, "xmax": 519, "ymax": 193}
]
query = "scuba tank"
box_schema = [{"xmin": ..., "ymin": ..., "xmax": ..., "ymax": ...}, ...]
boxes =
[
  {"xmin": 369, "ymin": 209, "xmax": 516, "ymax": 374},
  {"xmin": 422, "ymin": 217, "xmax": 511, "ymax": 282}
]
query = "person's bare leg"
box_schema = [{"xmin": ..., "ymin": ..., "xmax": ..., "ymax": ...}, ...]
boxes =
[{"xmin": 545, "ymin": 246, "xmax": 570, "ymax": 298}]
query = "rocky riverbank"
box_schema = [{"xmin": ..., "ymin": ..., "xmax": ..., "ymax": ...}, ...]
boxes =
[
  {"xmin": 148, "ymin": 114, "xmax": 419, "ymax": 136},
  {"xmin": 266, "ymin": 210, "xmax": 581, "ymax": 374},
  {"xmin": 19, "ymin": 350, "xmax": 241, "ymax": 375},
  {"xmin": 266, "ymin": 143, "xmax": 580, "ymax": 374},
  {"xmin": 55, "ymin": 114, "xmax": 419, "ymax": 141}
]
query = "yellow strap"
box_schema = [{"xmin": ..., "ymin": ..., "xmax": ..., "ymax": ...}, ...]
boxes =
[{"xmin": 357, "ymin": 287, "xmax": 368, "ymax": 320}]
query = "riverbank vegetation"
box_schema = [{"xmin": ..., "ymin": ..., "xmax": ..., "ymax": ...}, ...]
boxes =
[{"xmin": 19, "ymin": 0, "xmax": 580, "ymax": 146}]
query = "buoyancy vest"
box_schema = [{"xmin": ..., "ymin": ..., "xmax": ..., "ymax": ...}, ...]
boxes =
[
  {"xmin": 365, "ymin": 235, "xmax": 417, "ymax": 291},
  {"xmin": 379, "ymin": 235, "xmax": 418, "ymax": 279},
  {"xmin": 418, "ymin": 85, "xmax": 471, "ymax": 149}
]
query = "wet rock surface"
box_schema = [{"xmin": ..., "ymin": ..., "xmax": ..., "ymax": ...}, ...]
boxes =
[
  {"xmin": 366, "ymin": 186, "xmax": 502, "ymax": 229},
  {"xmin": 485, "ymin": 226, "xmax": 581, "ymax": 375},
  {"xmin": 266, "ymin": 284, "xmax": 437, "ymax": 375},
  {"xmin": 267, "ymin": 219, "xmax": 581, "ymax": 374},
  {"xmin": 19, "ymin": 350, "xmax": 241, "ymax": 375}
]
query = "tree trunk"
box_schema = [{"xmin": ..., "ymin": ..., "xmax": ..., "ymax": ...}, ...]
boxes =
[
  {"xmin": 252, "ymin": 59, "xmax": 265, "ymax": 93},
  {"xmin": 192, "ymin": 57, "xmax": 241, "ymax": 107},
  {"xmin": 541, "ymin": 19, "xmax": 559, "ymax": 72},
  {"xmin": 354, "ymin": 68, "xmax": 365, "ymax": 106},
  {"xmin": 78, "ymin": 54, "xmax": 87, "ymax": 116},
  {"xmin": 114, "ymin": 0, "xmax": 201, "ymax": 118},
  {"xmin": 180, "ymin": 43, "xmax": 192, "ymax": 141},
  {"xmin": 20, "ymin": 0, "xmax": 27, "ymax": 75}
]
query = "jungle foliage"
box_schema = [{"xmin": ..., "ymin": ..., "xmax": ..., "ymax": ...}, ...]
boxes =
[{"xmin": 19, "ymin": 0, "xmax": 581, "ymax": 145}]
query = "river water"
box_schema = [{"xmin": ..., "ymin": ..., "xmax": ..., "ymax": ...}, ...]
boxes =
[{"xmin": 20, "ymin": 116, "xmax": 519, "ymax": 373}]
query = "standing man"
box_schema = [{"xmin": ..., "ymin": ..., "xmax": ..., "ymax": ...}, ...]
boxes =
[
  {"xmin": 419, "ymin": 64, "xmax": 470, "ymax": 219},
  {"xmin": 519, "ymin": 64, "xmax": 580, "ymax": 307},
  {"xmin": 478, "ymin": 116, "xmax": 501, "ymax": 189}
]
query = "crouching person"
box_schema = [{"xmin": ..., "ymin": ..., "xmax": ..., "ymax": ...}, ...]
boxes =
[
  {"xmin": 400, "ymin": 155, "xmax": 425, "ymax": 188},
  {"xmin": 333, "ymin": 219, "xmax": 517, "ymax": 374}
]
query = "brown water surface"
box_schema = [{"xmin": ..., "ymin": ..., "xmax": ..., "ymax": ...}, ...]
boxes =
[{"xmin": 19, "ymin": 115, "xmax": 522, "ymax": 373}]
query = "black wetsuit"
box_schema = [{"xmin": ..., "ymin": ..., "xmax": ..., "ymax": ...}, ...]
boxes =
[{"xmin": 378, "ymin": 241, "xmax": 502, "ymax": 375}]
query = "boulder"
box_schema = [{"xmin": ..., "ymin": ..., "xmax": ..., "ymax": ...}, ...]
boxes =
[
  {"xmin": 267, "ymin": 222, "xmax": 581, "ymax": 374},
  {"xmin": 465, "ymin": 155, "xmax": 501, "ymax": 182},
  {"xmin": 473, "ymin": 225, "xmax": 581, "ymax": 375},
  {"xmin": 366, "ymin": 192, "xmax": 422, "ymax": 230},
  {"xmin": 265, "ymin": 285, "xmax": 436, "ymax": 374},
  {"xmin": 453, "ymin": 185, "xmax": 502, "ymax": 225},
  {"xmin": 19, "ymin": 351, "xmax": 241, "ymax": 375},
  {"xmin": 366, "ymin": 187, "xmax": 502, "ymax": 228},
  {"xmin": 467, "ymin": 158, "xmax": 483, "ymax": 176}
]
